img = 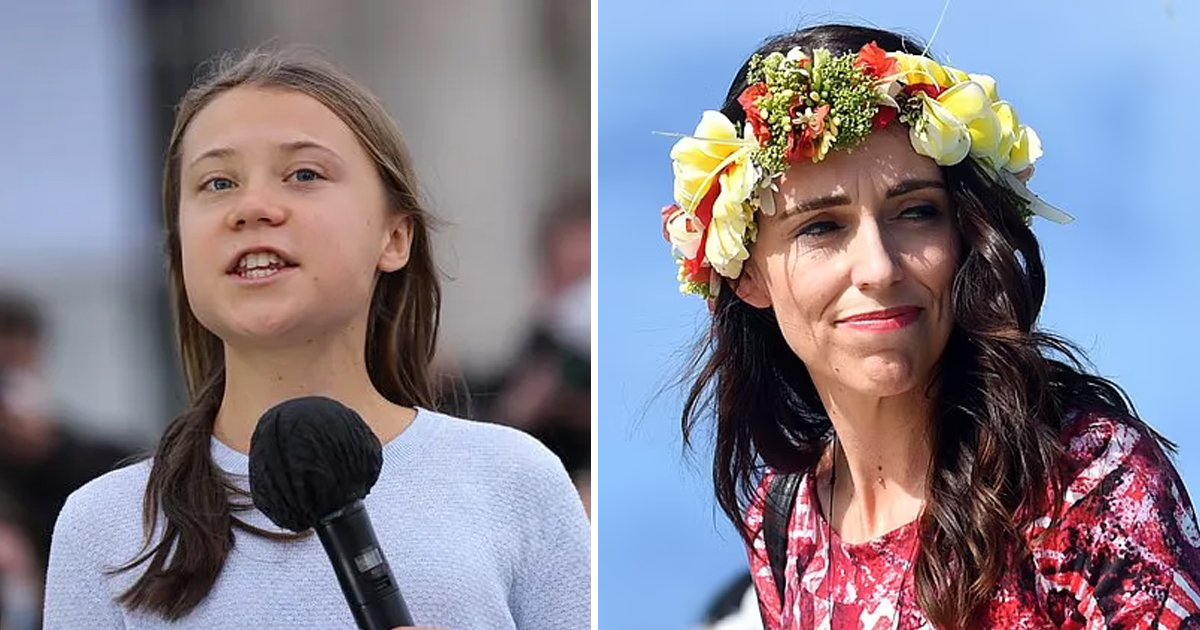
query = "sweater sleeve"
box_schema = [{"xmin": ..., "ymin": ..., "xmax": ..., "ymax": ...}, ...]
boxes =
[
  {"xmin": 507, "ymin": 441, "xmax": 591, "ymax": 630},
  {"xmin": 43, "ymin": 489, "xmax": 127, "ymax": 629},
  {"xmin": 1030, "ymin": 414, "xmax": 1200, "ymax": 628}
]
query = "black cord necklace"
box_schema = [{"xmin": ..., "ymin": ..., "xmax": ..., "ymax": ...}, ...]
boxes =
[{"xmin": 827, "ymin": 435, "xmax": 917, "ymax": 629}]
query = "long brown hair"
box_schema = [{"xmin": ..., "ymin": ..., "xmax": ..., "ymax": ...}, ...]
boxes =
[
  {"xmin": 109, "ymin": 48, "xmax": 442, "ymax": 620},
  {"xmin": 680, "ymin": 24, "xmax": 1175, "ymax": 628}
]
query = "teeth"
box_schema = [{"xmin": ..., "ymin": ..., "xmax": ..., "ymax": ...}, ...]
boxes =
[
  {"xmin": 243, "ymin": 267, "xmax": 278, "ymax": 279},
  {"xmin": 237, "ymin": 251, "xmax": 286, "ymax": 270}
]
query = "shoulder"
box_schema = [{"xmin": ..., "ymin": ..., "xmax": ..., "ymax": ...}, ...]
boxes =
[
  {"xmin": 1054, "ymin": 409, "xmax": 1181, "ymax": 510},
  {"xmin": 1029, "ymin": 413, "xmax": 1200, "ymax": 624},
  {"xmin": 1057, "ymin": 408, "xmax": 1159, "ymax": 464},
  {"xmin": 44, "ymin": 460, "xmax": 151, "ymax": 626},
  {"xmin": 420, "ymin": 408, "xmax": 570, "ymax": 481},
  {"xmin": 745, "ymin": 466, "xmax": 819, "ymax": 533},
  {"xmin": 408, "ymin": 409, "xmax": 588, "ymax": 551},
  {"xmin": 409, "ymin": 408, "xmax": 580, "ymax": 518},
  {"xmin": 49, "ymin": 458, "xmax": 153, "ymax": 573},
  {"xmin": 1037, "ymin": 408, "xmax": 1200, "ymax": 555},
  {"xmin": 56, "ymin": 458, "xmax": 151, "ymax": 533},
  {"xmin": 744, "ymin": 469, "xmax": 816, "ymax": 630}
]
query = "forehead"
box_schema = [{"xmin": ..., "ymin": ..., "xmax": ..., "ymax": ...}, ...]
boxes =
[
  {"xmin": 776, "ymin": 127, "xmax": 943, "ymax": 196},
  {"xmin": 180, "ymin": 86, "xmax": 359, "ymax": 161}
]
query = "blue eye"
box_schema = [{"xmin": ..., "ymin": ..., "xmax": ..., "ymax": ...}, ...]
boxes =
[
  {"xmin": 289, "ymin": 168, "xmax": 324, "ymax": 183},
  {"xmin": 203, "ymin": 177, "xmax": 235, "ymax": 192},
  {"xmin": 795, "ymin": 220, "xmax": 841, "ymax": 238},
  {"xmin": 899, "ymin": 204, "xmax": 941, "ymax": 220}
]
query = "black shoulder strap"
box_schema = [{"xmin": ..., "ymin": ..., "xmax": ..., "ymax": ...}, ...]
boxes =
[{"xmin": 763, "ymin": 472, "xmax": 802, "ymax": 602}]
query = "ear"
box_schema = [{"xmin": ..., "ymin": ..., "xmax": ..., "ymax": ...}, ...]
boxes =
[
  {"xmin": 734, "ymin": 264, "xmax": 772, "ymax": 308},
  {"xmin": 378, "ymin": 213, "xmax": 414, "ymax": 273}
]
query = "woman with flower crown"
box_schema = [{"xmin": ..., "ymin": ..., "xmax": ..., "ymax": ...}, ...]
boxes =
[{"xmin": 664, "ymin": 24, "xmax": 1200, "ymax": 628}]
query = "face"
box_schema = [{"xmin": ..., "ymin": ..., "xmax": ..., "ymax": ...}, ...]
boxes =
[
  {"xmin": 177, "ymin": 86, "xmax": 412, "ymax": 348},
  {"xmin": 737, "ymin": 127, "xmax": 960, "ymax": 398}
]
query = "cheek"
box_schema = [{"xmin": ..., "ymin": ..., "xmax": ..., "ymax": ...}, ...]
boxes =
[
  {"xmin": 176, "ymin": 237, "xmax": 227, "ymax": 335},
  {"xmin": 177, "ymin": 213, "xmax": 215, "ymax": 297},
  {"xmin": 301, "ymin": 205, "xmax": 385, "ymax": 287},
  {"xmin": 910, "ymin": 233, "xmax": 960, "ymax": 299},
  {"xmin": 905, "ymin": 234, "xmax": 960, "ymax": 349},
  {"xmin": 761, "ymin": 251, "xmax": 841, "ymax": 353}
]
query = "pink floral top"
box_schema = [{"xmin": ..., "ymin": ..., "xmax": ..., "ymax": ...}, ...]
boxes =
[{"xmin": 745, "ymin": 412, "xmax": 1200, "ymax": 628}]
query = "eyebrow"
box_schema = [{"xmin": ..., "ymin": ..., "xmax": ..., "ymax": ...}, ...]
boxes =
[
  {"xmin": 187, "ymin": 140, "xmax": 344, "ymax": 169},
  {"xmin": 783, "ymin": 178, "xmax": 946, "ymax": 215}
]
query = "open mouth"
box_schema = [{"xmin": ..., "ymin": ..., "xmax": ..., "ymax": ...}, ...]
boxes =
[{"xmin": 228, "ymin": 250, "xmax": 299, "ymax": 280}]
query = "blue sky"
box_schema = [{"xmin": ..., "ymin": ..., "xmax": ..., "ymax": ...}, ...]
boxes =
[{"xmin": 599, "ymin": 1, "xmax": 1199, "ymax": 627}]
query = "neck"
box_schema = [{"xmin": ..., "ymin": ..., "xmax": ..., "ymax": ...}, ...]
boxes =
[
  {"xmin": 816, "ymin": 380, "xmax": 934, "ymax": 544},
  {"xmin": 213, "ymin": 329, "xmax": 414, "ymax": 454}
]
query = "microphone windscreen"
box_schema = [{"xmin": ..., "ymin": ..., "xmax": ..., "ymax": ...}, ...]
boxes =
[{"xmin": 248, "ymin": 396, "xmax": 383, "ymax": 532}]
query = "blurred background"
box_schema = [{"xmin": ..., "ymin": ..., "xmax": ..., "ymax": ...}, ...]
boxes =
[
  {"xmin": 0, "ymin": 0, "xmax": 590, "ymax": 624},
  {"xmin": 599, "ymin": 0, "xmax": 1197, "ymax": 628}
]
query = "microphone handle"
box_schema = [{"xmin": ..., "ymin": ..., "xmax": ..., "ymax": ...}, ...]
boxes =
[{"xmin": 315, "ymin": 500, "xmax": 415, "ymax": 629}]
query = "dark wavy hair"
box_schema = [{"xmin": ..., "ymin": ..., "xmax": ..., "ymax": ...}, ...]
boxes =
[
  {"xmin": 680, "ymin": 24, "xmax": 1175, "ymax": 628},
  {"xmin": 107, "ymin": 48, "xmax": 442, "ymax": 620}
]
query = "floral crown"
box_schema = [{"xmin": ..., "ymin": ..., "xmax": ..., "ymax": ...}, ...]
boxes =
[{"xmin": 662, "ymin": 42, "xmax": 1072, "ymax": 299}]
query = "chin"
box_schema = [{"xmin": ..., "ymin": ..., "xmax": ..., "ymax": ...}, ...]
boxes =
[
  {"xmin": 845, "ymin": 353, "xmax": 927, "ymax": 397},
  {"xmin": 205, "ymin": 308, "xmax": 306, "ymax": 347}
]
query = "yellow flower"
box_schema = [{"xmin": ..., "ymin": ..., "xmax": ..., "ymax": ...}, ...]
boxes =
[
  {"xmin": 892, "ymin": 53, "xmax": 952, "ymax": 88},
  {"xmin": 891, "ymin": 59, "xmax": 1043, "ymax": 173},
  {"xmin": 1006, "ymin": 125, "xmax": 1042, "ymax": 173},
  {"xmin": 669, "ymin": 111, "xmax": 759, "ymax": 280},
  {"xmin": 991, "ymin": 101, "xmax": 1019, "ymax": 170},
  {"xmin": 670, "ymin": 111, "xmax": 755, "ymax": 213},
  {"xmin": 705, "ymin": 156, "xmax": 758, "ymax": 278},
  {"xmin": 942, "ymin": 65, "xmax": 971, "ymax": 85},
  {"xmin": 909, "ymin": 92, "xmax": 971, "ymax": 165},
  {"xmin": 937, "ymin": 81, "xmax": 1005, "ymax": 168},
  {"xmin": 970, "ymin": 73, "xmax": 999, "ymax": 102}
]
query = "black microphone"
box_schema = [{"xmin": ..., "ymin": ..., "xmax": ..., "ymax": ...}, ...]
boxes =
[{"xmin": 248, "ymin": 396, "xmax": 414, "ymax": 629}]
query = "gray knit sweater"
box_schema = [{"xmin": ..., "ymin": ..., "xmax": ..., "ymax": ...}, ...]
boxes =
[{"xmin": 43, "ymin": 408, "xmax": 591, "ymax": 629}]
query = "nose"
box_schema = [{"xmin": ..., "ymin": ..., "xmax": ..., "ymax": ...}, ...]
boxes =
[
  {"xmin": 225, "ymin": 184, "xmax": 287, "ymax": 230},
  {"xmin": 847, "ymin": 218, "xmax": 904, "ymax": 291}
]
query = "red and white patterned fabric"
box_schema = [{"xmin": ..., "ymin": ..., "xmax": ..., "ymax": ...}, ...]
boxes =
[{"xmin": 746, "ymin": 412, "xmax": 1200, "ymax": 629}]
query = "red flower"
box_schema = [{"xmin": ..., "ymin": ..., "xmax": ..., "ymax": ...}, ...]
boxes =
[
  {"xmin": 786, "ymin": 104, "xmax": 830, "ymax": 163},
  {"xmin": 905, "ymin": 83, "xmax": 943, "ymax": 100},
  {"xmin": 681, "ymin": 182, "xmax": 720, "ymax": 283},
  {"xmin": 737, "ymin": 83, "xmax": 772, "ymax": 146},
  {"xmin": 683, "ymin": 258, "xmax": 711, "ymax": 286},
  {"xmin": 694, "ymin": 181, "xmax": 717, "ymax": 227},
  {"xmin": 682, "ymin": 230, "xmax": 710, "ymax": 282},
  {"xmin": 855, "ymin": 41, "xmax": 899, "ymax": 80},
  {"xmin": 872, "ymin": 106, "xmax": 897, "ymax": 130}
]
